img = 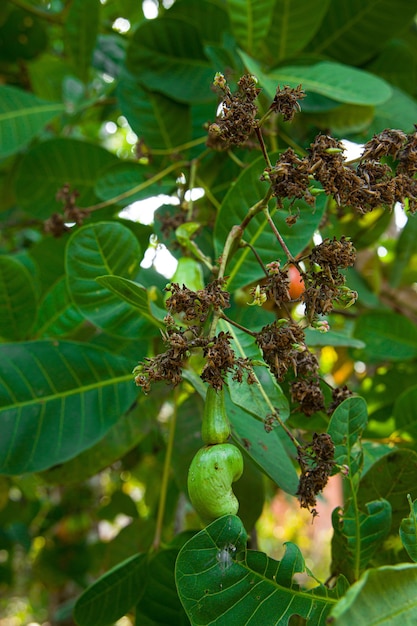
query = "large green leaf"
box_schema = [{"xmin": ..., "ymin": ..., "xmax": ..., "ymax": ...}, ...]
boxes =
[
  {"xmin": 0, "ymin": 256, "xmax": 38, "ymax": 341},
  {"xmin": 241, "ymin": 52, "xmax": 391, "ymax": 106},
  {"xmin": 358, "ymin": 449, "xmax": 417, "ymax": 532},
  {"xmin": 353, "ymin": 311, "xmax": 417, "ymax": 362},
  {"xmin": 176, "ymin": 515, "xmax": 347, "ymax": 626},
  {"xmin": 64, "ymin": 0, "xmax": 100, "ymax": 83},
  {"xmin": 219, "ymin": 320, "xmax": 298, "ymax": 494},
  {"xmin": 125, "ymin": 18, "xmax": 215, "ymax": 104},
  {"xmin": 308, "ymin": 0, "xmax": 417, "ymax": 65},
  {"xmin": 226, "ymin": 0, "xmax": 275, "ymax": 57},
  {"xmin": 0, "ymin": 340, "xmax": 136, "ymax": 475},
  {"xmin": 117, "ymin": 70, "xmax": 192, "ymax": 150},
  {"xmin": 0, "ymin": 85, "xmax": 63, "ymax": 158},
  {"xmin": 95, "ymin": 162, "xmax": 176, "ymax": 207},
  {"xmin": 400, "ymin": 495, "xmax": 417, "ymax": 563},
  {"xmin": 389, "ymin": 214, "xmax": 417, "ymax": 288},
  {"xmin": 40, "ymin": 391, "xmax": 159, "ymax": 485},
  {"xmin": 34, "ymin": 276, "xmax": 84, "ymax": 338},
  {"xmin": 95, "ymin": 276, "xmax": 165, "ymax": 328},
  {"xmin": 14, "ymin": 138, "xmax": 118, "ymax": 219},
  {"xmin": 73, "ymin": 553, "xmax": 146, "ymax": 626},
  {"xmin": 135, "ymin": 549, "xmax": 190, "ymax": 625},
  {"xmin": 259, "ymin": 0, "xmax": 331, "ymax": 64},
  {"xmin": 332, "ymin": 499, "xmax": 392, "ymax": 582},
  {"xmin": 366, "ymin": 87, "xmax": 417, "ymax": 137},
  {"xmin": 329, "ymin": 564, "xmax": 417, "ymax": 625},
  {"xmin": 393, "ymin": 386, "xmax": 417, "ymax": 441},
  {"xmin": 66, "ymin": 222, "xmax": 147, "ymax": 338},
  {"xmin": 327, "ymin": 396, "xmax": 368, "ymax": 475},
  {"xmin": 214, "ymin": 155, "xmax": 326, "ymax": 291}
]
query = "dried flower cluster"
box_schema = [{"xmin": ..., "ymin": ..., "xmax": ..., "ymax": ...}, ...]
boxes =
[
  {"xmin": 269, "ymin": 84, "xmax": 306, "ymax": 122},
  {"xmin": 302, "ymin": 237, "xmax": 357, "ymax": 320},
  {"xmin": 297, "ymin": 433, "xmax": 335, "ymax": 516},
  {"xmin": 133, "ymin": 281, "xmax": 254, "ymax": 392},
  {"xmin": 44, "ymin": 183, "xmax": 89, "ymax": 237},
  {"xmin": 266, "ymin": 129, "xmax": 417, "ymax": 215},
  {"xmin": 165, "ymin": 279, "xmax": 230, "ymax": 324},
  {"xmin": 207, "ymin": 73, "xmax": 261, "ymax": 149}
]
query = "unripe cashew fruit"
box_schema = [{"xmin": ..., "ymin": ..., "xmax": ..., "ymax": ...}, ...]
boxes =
[
  {"xmin": 201, "ymin": 386, "xmax": 231, "ymax": 444},
  {"xmin": 187, "ymin": 443, "xmax": 243, "ymax": 523}
]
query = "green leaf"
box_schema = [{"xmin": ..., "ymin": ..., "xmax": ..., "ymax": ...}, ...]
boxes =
[
  {"xmin": 135, "ymin": 549, "xmax": 190, "ymax": 625},
  {"xmin": 176, "ymin": 515, "xmax": 347, "ymax": 626},
  {"xmin": 0, "ymin": 256, "xmax": 38, "ymax": 341},
  {"xmin": 125, "ymin": 18, "xmax": 215, "ymax": 104},
  {"xmin": 353, "ymin": 311, "xmax": 417, "ymax": 362},
  {"xmin": 14, "ymin": 138, "xmax": 118, "ymax": 219},
  {"xmin": 308, "ymin": 0, "xmax": 417, "ymax": 65},
  {"xmin": 358, "ymin": 449, "xmax": 417, "ymax": 532},
  {"xmin": 0, "ymin": 341, "xmax": 136, "ymax": 475},
  {"xmin": 73, "ymin": 553, "xmax": 146, "ymax": 626},
  {"xmin": 66, "ymin": 222, "xmax": 146, "ymax": 338},
  {"xmin": 304, "ymin": 328, "xmax": 365, "ymax": 348},
  {"xmin": 370, "ymin": 87, "xmax": 417, "ymax": 135},
  {"xmin": 389, "ymin": 215, "xmax": 417, "ymax": 288},
  {"xmin": 327, "ymin": 396, "xmax": 368, "ymax": 475},
  {"xmin": 64, "ymin": 0, "xmax": 100, "ymax": 83},
  {"xmin": 226, "ymin": 0, "xmax": 276, "ymax": 57},
  {"xmin": 117, "ymin": 70, "xmax": 192, "ymax": 150},
  {"xmin": 34, "ymin": 277, "xmax": 84, "ymax": 338},
  {"xmin": 330, "ymin": 563, "xmax": 417, "ymax": 625},
  {"xmin": 259, "ymin": 0, "xmax": 331, "ymax": 64},
  {"xmin": 95, "ymin": 162, "xmax": 176, "ymax": 207},
  {"xmin": 0, "ymin": 85, "xmax": 63, "ymax": 158},
  {"xmin": 241, "ymin": 52, "xmax": 391, "ymax": 106},
  {"xmin": 40, "ymin": 394, "xmax": 155, "ymax": 485},
  {"xmin": 167, "ymin": 0, "xmax": 230, "ymax": 45},
  {"xmin": 214, "ymin": 155, "xmax": 326, "ymax": 291},
  {"xmin": 393, "ymin": 385, "xmax": 417, "ymax": 441},
  {"xmin": 332, "ymin": 499, "xmax": 392, "ymax": 581},
  {"xmin": 95, "ymin": 276, "xmax": 165, "ymax": 328},
  {"xmin": 400, "ymin": 495, "xmax": 417, "ymax": 562},
  {"xmin": 219, "ymin": 320, "xmax": 298, "ymax": 494}
]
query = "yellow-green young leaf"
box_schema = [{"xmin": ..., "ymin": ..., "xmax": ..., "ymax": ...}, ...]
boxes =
[
  {"xmin": 0, "ymin": 85, "xmax": 63, "ymax": 158},
  {"xmin": 0, "ymin": 256, "xmax": 38, "ymax": 341},
  {"xmin": 0, "ymin": 340, "xmax": 136, "ymax": 475},
  {"xmin": 400, "ymin": 495, "xmax": 417, "ymax": 562}
]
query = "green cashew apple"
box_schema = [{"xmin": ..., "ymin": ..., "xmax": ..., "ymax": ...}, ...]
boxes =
[{"xmin": 187, "ymin": 443, "xmax": 243, "ymax": 523}]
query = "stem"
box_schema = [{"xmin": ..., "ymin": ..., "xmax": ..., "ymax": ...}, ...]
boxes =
[
  {"xmin": 86, "ymin": 161, "xmax": 187, "ymax": 212},
  {"xmin": 219, "ymin": 312, "xmax": 257, "ymax": 337},
  {"xmin": 186, "ymin": 160, "xmax": 197, "ymax": 221},
  {"xmin": 254, "ymin": 126, "xmax": 272, "ymax": 169},
  {"xmin": 9, "ymin": 0, "xmax": 63, "ymax": 23},
  {"xmin": 263, "ymin": 206, "xmax": 295, "ymax": 262},
  {"xmin": 153, "ymin": 392, "xmax": 178, "ymax": 550},
  {"xmin": 150, "ymin": 136, "xmax": 207, "ymax": 156},
  {"xmin": 241, "ymin": 240, "xmax": 269, "ymax": 276}
]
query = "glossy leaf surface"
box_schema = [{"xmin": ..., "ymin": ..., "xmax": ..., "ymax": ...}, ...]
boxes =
[
  {"xmin": 0, "ymin": 341, "xmax": 136, "ymax": 474},
  {"xmin": 176, "ymin": 515, "xmax": 347, "ymax": 626}
]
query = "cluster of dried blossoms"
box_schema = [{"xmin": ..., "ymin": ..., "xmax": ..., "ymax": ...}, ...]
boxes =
[
  {"xmin": 133, "ymin": 280, "xmax": 254, "ymax": 392},
  {"xmin": 297, "ymin": 433, "xmax": 336, "ymax": 515},
  {"xmin": 44, "ymin": 183, "xmax": 90, "ymax": 237},
  {"xmin": 267, "ymin": 129, "xmax": 417, "ymax": 215}
]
